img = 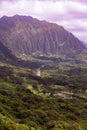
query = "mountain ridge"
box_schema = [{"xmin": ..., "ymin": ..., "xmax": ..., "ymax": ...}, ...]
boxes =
[{"xmin": 0, "ymin": 15, "xmax": 86, "ymax": 57}]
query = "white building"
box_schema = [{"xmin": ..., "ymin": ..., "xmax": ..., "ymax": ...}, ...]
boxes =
[{"xmin": 36, "ymin": 68, "xmax": 41, "ymax": 76}]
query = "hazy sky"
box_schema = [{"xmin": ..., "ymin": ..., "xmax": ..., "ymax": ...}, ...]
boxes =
[{"xmin": 0, "ymin": 0, "xmax": 87, "ymax": 43}]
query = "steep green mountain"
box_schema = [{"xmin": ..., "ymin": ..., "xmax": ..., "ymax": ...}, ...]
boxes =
[{"xmin": 0, "ymin": 15, "xmax": 86, "ymax": 57}]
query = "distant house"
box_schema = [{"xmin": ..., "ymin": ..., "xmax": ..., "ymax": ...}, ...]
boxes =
[{"xmin": 36, "ymin": 68, "xmax": 41, "ymax": 76}]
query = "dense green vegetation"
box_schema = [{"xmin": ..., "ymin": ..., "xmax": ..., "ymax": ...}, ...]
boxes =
[{"xmin": 0, "ymin": 54, "xmax": 87, "ymax": 130}]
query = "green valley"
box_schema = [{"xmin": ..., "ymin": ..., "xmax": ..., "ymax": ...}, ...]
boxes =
[{"xmin": 0, "ymin": 54, "xmax": 87, "ymax": 130}]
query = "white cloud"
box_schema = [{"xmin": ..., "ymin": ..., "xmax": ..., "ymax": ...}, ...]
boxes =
[
  {"xmin": 0, "ymin": 0, "xmax": 87, "ymax": 43},
  {"xmin": 67, "ymin": 1, "xmax": 87, "ymax": 12}
]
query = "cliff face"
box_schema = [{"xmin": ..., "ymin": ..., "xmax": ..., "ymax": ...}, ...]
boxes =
[{"xmin": 0, "ymin": 15, "xmax": 85, "ymax": 56}]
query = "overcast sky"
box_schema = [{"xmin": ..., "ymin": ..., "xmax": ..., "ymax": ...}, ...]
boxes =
[{"xmin": 0, "ymin": 0, "xmax": 87, "ymax": 43}]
